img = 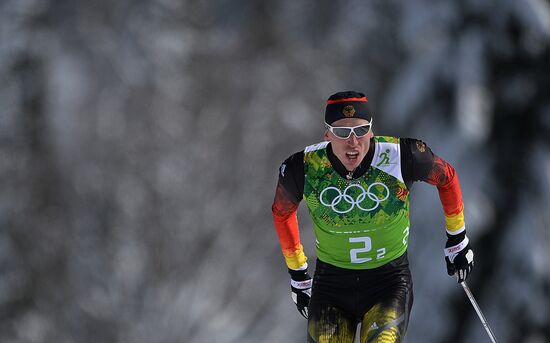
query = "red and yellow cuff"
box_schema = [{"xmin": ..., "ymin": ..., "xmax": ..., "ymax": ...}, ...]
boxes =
[
  {"xmin": 445, "ymin": 210, "xmax": 465, "ymax": 234},
  {"xmin": 283, "ymin": 244, "xmax": 308, "ymax": 270}
]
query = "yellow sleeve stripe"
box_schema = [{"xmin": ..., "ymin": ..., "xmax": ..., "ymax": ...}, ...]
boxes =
[
  {"xmin": 283, "ymin": 245, "xmax": 308, "ymax": 270},
  {"xmin": 445, "ymin": 210, "xmax": 465, "ymax": 232}
]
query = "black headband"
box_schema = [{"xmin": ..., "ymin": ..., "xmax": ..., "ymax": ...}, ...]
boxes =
[{"xmin": 325, "ymin": 96, "xmax": 371, "ymax": 125}]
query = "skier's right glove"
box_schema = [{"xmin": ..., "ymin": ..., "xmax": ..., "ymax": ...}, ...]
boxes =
[
  {"xmin": 288, "ymin": 268, "xmax": 312, "ymax": 319},
  {"xmin": 444, "ymin": 230, "xmax": 474, "ymax": 283}
]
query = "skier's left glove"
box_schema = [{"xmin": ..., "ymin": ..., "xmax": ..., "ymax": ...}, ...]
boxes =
[
  {"xmin": 288, "ymin": 268, "xmax": 312, "ymax": 319},
  {"xmin": 444, "ymin": 230, "xmax": 474, "ymax": 283}
]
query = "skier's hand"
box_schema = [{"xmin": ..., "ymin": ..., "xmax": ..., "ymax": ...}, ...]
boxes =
[
  {"xmin": 444, "ymin": 231, "xmax": 474, "ymax": 283},
  {"xmin": 288, "ymin": 268, "xmax": 312, "ymax": 319}
]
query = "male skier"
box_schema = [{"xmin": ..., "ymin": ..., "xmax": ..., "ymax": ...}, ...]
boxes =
[{"xmin": 271, "ymin": 91, "xmax": 474, "ymax": 342}]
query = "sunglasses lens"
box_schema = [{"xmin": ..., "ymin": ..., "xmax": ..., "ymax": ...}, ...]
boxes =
[
  {"xmin": 332, "ymin": 127, "xmax": 352, "ymax": 138},
  {"xmin": 354, "ymin": 124, "xmax": 371, "ymax": 137}
]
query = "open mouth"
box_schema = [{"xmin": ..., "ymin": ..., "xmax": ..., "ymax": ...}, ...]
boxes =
[{"xmin": 346, "ymin": 151, "xmax": 359, "ymax": 161}]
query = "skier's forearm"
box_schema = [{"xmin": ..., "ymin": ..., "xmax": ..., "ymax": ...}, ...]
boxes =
[
  {"xmin": 272, "ymin": 182, "xmax": 307, "ymax": 270},
  {"xmin": 273, "ymin": 208, "xmax": 307, "ymax": 269},
  {"xmin": 426, "ymin": 155, "xmax": 465, "ymax": 233}
]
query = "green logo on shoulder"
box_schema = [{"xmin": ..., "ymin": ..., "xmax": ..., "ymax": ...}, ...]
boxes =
[{"xmin": 376, "ymin": 149, "xmax": 391, "ymax": 167}]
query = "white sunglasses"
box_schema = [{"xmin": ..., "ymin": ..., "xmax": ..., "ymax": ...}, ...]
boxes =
[{"xmin": 325, "ymin": 119, "xmax": 373, "ymax": 139}]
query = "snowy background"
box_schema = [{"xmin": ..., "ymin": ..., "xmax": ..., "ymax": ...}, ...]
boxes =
[{"xmin": 1, "ymin": 0, "xmax": 550, "ymax": 342}]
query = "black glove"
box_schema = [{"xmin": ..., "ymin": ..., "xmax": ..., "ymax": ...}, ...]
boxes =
[
  {"xmin": 444, "ymin": 231, "xmax": 474, "ymax": 283},
  {"xmin": 288, "ymin": 268, "xmax": 312, "ymax": 319}
]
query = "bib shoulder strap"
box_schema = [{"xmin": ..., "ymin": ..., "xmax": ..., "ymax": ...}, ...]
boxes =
[
  {"xmin": 304, "ymin": 141, "xmax": 329, "ymax": 154},
  {"xmin": 371, "ymin": 136, "xmax": 404, "ymax": 183}
]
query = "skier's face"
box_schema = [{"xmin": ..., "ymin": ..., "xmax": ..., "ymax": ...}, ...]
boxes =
[{"xmin": 324, "ymin": 118, "xmax": 373, "ymax": 172}]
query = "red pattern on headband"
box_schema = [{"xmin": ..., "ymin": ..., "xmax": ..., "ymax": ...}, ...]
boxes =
[{"xmin": 326, "ymin": 97, "xmax": 368, "ymax": 105}]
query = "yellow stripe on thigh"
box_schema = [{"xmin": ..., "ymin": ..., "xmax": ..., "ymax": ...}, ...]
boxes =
[{"xmin": 360, "ymin": 304, "xmax": 405, "ymax": 343}]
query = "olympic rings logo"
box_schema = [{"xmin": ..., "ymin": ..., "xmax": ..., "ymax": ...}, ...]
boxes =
[{"xmin": 319, "ymin": 183, "xmax": 390, "ymax": 214}]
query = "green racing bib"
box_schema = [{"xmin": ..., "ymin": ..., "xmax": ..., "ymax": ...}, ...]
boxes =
[{"xmin": 303, "ymin": 136, "xmax": 410, "ymax": 269}]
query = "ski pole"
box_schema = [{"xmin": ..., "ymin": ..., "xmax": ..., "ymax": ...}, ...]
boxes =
[{"xmin": 460, "ymin": 281, "xmax": 498, "ymax": 343}]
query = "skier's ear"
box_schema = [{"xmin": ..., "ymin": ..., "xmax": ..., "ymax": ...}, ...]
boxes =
[{"xmin": 324, "ymin": 130, "xmax": 330, "ymax": 141}]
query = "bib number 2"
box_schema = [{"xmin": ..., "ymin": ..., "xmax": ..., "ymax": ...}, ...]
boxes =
[{"xmin": 349, "ymin": 236, "xmax": 386, "ymax": 264}]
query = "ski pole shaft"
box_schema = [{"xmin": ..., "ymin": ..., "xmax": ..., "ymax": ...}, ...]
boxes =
[{"xmin": 460, "ymin": 281, "xmax": 498, "ymax": 343}]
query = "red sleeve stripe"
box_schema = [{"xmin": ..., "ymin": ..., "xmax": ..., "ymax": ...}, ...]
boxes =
[
  {"xmin": 427, "ymin": 156, "xmax": 464, "ymax": 217},
  {"xmin": 272, "ymin": 182, "xmax": 307, "ymax": 269},
  {"xmin": 326, "ymin": 97, "xmax": 368, "ymax": 104}
]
